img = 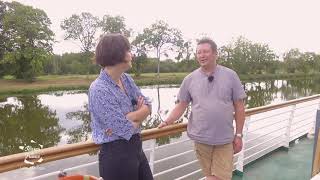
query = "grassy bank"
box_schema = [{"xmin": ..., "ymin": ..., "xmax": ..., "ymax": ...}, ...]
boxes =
[
  {"xmin": 0, "ymin": 73, "xmax": 187, "ymax": 96},
  {"xmin": 0, "ymin": 72, "xmax": 319, "ymax": 96}
]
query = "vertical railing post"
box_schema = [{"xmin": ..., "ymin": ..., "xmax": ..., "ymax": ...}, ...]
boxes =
[
  {"xmin": 235, "ymin": 115, "xmax": 250, "ymax": 175},
  {"xmin": 311, "ymin": 100, "xmax": 320, "ymax": 135},
  {"xmin": 149, "ymin": 139, "xmax": 156, "ymax": 174},
  {"xmin": 312, "ymin": 110, "xmax": 320, "ymax": 177},
  {"xmin": 283, "ymin": 104, "xmax": 296, "ymax": 149}
]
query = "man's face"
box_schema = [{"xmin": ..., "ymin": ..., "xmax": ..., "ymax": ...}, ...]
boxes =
[{"xmin": 196, "ymin": 43, "xmax": 217, "ymax": 67}]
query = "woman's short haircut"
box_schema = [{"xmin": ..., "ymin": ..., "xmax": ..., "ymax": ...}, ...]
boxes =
[{"xmin": 95, "ymin": 34, "xmax": 130, "ymax": 67}]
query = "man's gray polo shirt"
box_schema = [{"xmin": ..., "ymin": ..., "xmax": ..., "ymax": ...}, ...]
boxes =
[{"xmin": 178, "ymin": 65, "xmax": 247, "ymax": 145}]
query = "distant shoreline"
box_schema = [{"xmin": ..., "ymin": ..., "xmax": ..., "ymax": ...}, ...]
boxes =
[{"xmin": 0, "ymin": 72, "xmax": 319, "ymax": 96}]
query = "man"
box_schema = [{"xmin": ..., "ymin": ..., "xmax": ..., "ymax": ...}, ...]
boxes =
[{"xmin": 158, "ymin": 38, "xmax": 246, "ymax": 180}]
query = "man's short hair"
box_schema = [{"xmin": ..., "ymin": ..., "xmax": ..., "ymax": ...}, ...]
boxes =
[
  {"xmin": 95, "ymin": 34, "xmax": 130, "ymax": 67},
  {"xmin": 197, "ymin": 38, "xmax": 217, "ymax": 52}
]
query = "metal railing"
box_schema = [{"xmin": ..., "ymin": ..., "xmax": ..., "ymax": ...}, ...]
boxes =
[{"xmin": 1, "ymin": 94, "xmax": 320, "ymax": 180}]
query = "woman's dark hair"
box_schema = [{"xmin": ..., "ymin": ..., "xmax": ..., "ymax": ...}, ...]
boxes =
[{"xmin": 95, "ymin": 34, "xmax": 130, "ymax": 67}]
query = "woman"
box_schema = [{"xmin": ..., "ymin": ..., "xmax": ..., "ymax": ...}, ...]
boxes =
[{"xmin": 88, "ymin": 34, "xmax": 153, "ymax": 180}]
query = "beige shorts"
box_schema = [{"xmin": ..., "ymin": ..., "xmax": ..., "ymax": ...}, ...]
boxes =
[{"xmin": 194, "ymin": 142, "xmax": 234, "ymax": 180}]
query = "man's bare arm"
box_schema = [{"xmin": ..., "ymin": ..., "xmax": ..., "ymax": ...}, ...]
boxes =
[
  {"xmin": 234, "ymin": 99, "xmax": 246, "ymax": 134},
  {"xmin": 158, "ymin": 101, "xmax": 189, "ymax": 128}
]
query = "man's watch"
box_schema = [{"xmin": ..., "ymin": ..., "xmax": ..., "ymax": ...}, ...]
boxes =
[{"xmin": 235, "ymin": 133, "xmax": 243, "ymax": 138}]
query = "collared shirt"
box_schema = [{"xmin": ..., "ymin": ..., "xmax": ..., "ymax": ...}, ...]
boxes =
[
  {"xmin": 88, "ymin": 70, "xmax": 151, "ymax": 144},
  {"xmin": 178, "ymin": 65, "xmax": 247, "ymax": 145}
]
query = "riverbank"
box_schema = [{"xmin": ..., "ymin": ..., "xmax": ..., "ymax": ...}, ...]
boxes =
[{"xmin": 0, "ymin": 72, "xmax": 319, "ymax": 96}]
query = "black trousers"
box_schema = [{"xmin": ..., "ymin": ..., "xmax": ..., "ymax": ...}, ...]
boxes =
[{"xmin": 99, "ymin": 134, "xmax": 154, "ymax": 180}]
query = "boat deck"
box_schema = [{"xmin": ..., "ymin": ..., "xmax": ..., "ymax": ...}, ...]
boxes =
[{"xmin": 233, "ymin": 136, "xmax": 314, "ymax": 180}]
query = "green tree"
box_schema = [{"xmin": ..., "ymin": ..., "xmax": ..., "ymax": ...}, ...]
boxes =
[
  {"xmin": 314, "ymin": 54, "xmax": 320, "ymax": 72},
  {"xmin": 131, "ymin": 54, "xmax": 147, "ymax": 77},
  {"xmin": 140, "ymin": 20, "xmax": 183, "ymax": 76},
  {"xmin": 283, "ymin": 49, "xmax": 306, "ymax": 73},
  {"xmin": 43, "ymin": 54, "xmax": 62, "ymax": 74},
  {"xmin": 1, "ymin": 1, "xmax": 54, "ymax": 80},
  {"xmin": 265, "ymin": 60, "xmax": 280, "ymax": 74},
  {"xmin": 176, "ymin": 40, "xmax": 193, "ymax": 62},
  {"xmin": 301, "ymin": 52, "xmax": 317, "ymax": 73},
  {"xmin": 131, "ymin": 33, "xmax": 148, "ymax": 77},
  {"xmin": 248, "ymin": 43, "xmax": 277, "ymax": 74},
  {"xmin": 219, "ymin": 45, "xmax": 233, "ymax": 69},
  {"xmin": 100, "ymin": 15, "xmax": 131, "ymax": 36},
  {"xmin": 177, "ymin": 58, "xmax": 198, "ymax": 72},
  {"xmin": 219, "ymin": 36, "xmax": 278, "ymax": 74},
  {"xmin": 228, "ymin": 36, "xmax": 251, "ymax": 74},
  {"xmin": 61, "ymin": 12, "xmax": 100, "ymax": 52},
  {"xmin": 0, "ymin": 1, "xmax": 6, "ymax": 59},
  {"xmin": 0, "ymin": 1, "xmax": 8, "ymax": 77},
  {"xmin": 58, "ymin": 52, "xmax": 97, "ymax": 74}
]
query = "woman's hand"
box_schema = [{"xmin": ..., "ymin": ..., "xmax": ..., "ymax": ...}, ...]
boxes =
[{"xmin": 126, "ymin": 96, "xmax": 148, "ymax": 123}]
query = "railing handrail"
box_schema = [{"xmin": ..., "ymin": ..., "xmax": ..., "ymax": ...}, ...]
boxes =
[
  {"xmin": 245, "ymin": 94, "xmax": 320, "ymax": 116},
  {"xmin": 0, "ymin": 94, "xmax": 319, "ymax": 173}
]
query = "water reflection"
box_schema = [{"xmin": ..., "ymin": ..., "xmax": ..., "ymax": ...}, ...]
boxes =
[
  {"xmin": 245, "ymin": 81, "xmax": 276, "ymax": 108},
  {"xmin": 0, "ymin": 78, "xmax": 320, "ymax": 156},
  {"xmin": 64, "ymin": 98, "xmax": 183, "ymax": 146},
  {"xmin": 65, "ymin": 103, "xmax": 91, "ymax": 144},
  {"xmin": 0, "ymin": 96, "xmax": 64, "ymax": 156},
  {"xmin": 244, "ymin": 78, "xmax": 320, "ymax": 108}
]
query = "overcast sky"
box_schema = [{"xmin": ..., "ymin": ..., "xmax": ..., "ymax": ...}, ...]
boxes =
[{"xmin": 9, "ymin": 0, "xmax": 320, "ymax": 56}]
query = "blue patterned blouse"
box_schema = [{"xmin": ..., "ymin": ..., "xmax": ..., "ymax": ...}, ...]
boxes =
[{"xmin": 88, "ymin": 70, "xmax": 151, "ymax": 144}]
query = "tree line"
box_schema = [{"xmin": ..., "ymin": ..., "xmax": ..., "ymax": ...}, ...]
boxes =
[{"xmin": 1, "ymin": 1, "xmax": 320, "ymax": 81}]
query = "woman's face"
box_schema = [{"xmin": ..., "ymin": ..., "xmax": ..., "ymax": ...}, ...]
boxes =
[{"xmin": 123, "ymin": 51, "xmax": 133, "ymax": 69}]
